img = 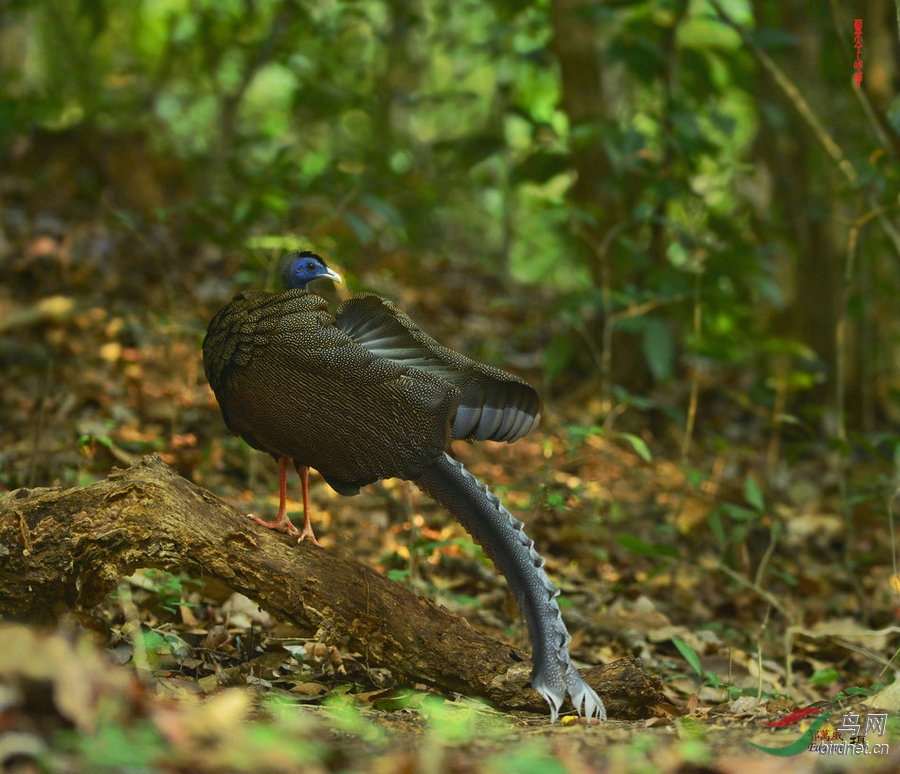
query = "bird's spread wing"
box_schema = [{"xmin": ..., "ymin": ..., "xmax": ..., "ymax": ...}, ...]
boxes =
[{"xmin": 335, "ymin": 293, "xmax": 541, "ymax": 443}]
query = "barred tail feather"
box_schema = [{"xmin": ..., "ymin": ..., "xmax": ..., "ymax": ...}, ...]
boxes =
[{"xmin": 414, "ymin": 453, "xmax": 606, "ymax": 722}]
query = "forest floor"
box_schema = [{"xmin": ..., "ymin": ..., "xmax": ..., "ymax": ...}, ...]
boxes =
[{"xmin": 1, "ymin": 201, "xmax": 899, "ymax": 772}]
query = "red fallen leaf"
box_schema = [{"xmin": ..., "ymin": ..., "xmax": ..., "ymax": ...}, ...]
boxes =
[{"xmin": 762, "ymin": 707, "xmax": 824, "ymax": 727}]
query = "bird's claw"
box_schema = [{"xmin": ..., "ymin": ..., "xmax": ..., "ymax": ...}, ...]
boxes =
[
  {"xmin": 248, "ymin": 512, "xmax": 321, "ymax": 545},
  {"xmin": 248, "ymin": 512, "xmax": 301, "ymax": 536},
  {"xmin": 296, "ymin": 527, "xmax": 322, "ymax": 546}
]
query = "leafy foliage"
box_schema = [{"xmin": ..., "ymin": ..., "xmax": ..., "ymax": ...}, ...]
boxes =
[
  {"xmin": 4, "ymin": 0, "xmax": 894, "ymax": 429},
  {"xmin": 2, "ymin": 1, "xmax": 899, "ymax": 770}
]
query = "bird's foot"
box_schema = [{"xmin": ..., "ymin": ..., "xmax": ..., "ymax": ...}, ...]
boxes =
[
  {"xmin": 296, "ymin": 523, "xmax": 322, "ymax": 546},
  {"xmin": 249, "ymin": 512, "xmax": 301, "ymax": 537}
]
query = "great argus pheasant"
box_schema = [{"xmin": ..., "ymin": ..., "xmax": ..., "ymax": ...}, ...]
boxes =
[{"xmin": 202, "ymin": 250, "xmax": 606, "ymax": 722}]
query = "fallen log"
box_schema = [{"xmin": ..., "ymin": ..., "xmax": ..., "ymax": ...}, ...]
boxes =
[{"xmin": 0, "ymin": 455, "xmax": 662, "ymax": 718}]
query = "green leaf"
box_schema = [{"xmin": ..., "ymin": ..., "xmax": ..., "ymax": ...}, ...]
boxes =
[
  {"xmin": 615, "ymin": 533, "xmax": 679, "ymax": 559},
  {"xmin": 721, "ymin": 503, "xmax": 760, "ymax": 522},
  {"xmin": 809, "ymin": 668, "xmax": 840, "ymax": 686},
  {"xmin": 672, "ymin": 636, "xmax": 703, "ymax": 676},
  {"xmin": 676, "ymin": 17, "xmax": 741, "ymax": 51},
  {"xmin": 743, "ymin": 475, "xmax": 765, "ymax": 512},
  {"xmin": 642, "ymin": 317, "xmax": 674, "ymax": 381},
  {"xmin": 385, "ymin": 569, "xmax": 409, "ymax": 582},
  {"xmin": 835, "ymin": 686, "xmax": 877, "ymax": 700},
  {"xmin": 78, "ymin": 433, "xmax": 113, "ymax": 449},
  {"xmin": 68, "ymin": 720, "xmax": 168, "ymax": 768},
  {"xmin": 707, "ymin": 510, "xmax": 726, "ymax": 545},
  {"xmin": 617, "ymin": 432, "xmax": 653, "ymax": 462}
]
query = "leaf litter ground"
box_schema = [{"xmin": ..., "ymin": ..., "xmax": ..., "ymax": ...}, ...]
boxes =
[{"xmin": 1, "ymin": 221, "xmax": 898, "ymax": 772}]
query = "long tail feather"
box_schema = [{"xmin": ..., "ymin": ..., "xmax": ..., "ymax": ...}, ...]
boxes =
[{"xmin": 414, "ymin": 453, "xmax": 606, "ymax": 722}]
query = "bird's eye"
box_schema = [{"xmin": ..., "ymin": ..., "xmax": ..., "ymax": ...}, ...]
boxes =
[{"xmin": 306, "ymin": 262, "xmax": 316, "ymax": 271}]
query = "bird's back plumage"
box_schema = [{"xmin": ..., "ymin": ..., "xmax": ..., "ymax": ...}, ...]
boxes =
[{"xmin": 203, "ymin": 288, "xmax": 458, "ymax": 494}]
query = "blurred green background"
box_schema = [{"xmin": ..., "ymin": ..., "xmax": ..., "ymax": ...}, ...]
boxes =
[{"xmin": 1, "ymin": 0, "xmax": 898, "ymax": 438}]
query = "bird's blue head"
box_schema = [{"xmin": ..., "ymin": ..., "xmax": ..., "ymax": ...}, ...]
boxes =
[{"xmin": 280, "ymin": 251, "xmax": 343, "ymax": 290}]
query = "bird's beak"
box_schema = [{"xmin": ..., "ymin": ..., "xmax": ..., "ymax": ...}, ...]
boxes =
[{"xmin": 324, "ymin": 267, "xmax": 343, "ymax": 284}]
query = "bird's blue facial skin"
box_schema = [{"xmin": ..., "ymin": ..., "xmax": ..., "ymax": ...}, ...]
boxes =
[
  {"xmin": 282, "ymin": 254, "xmax": 329, "ymax": 290},
  {"xmin": 279, "ymin": 251, "xmax": 341, "ymax": 290},
  {"xmin": 291, "ymin": 259, "xmax": 324, "ymax": 285}
]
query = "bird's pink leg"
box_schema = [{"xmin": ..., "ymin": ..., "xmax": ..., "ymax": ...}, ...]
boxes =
[
  {"xmin": 295, "ymin": 465, "xmax": 321, "ymax": 545},
  {"xmin": 250, "ymin": 455, "xmax": 301, "ymax": 536}
]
